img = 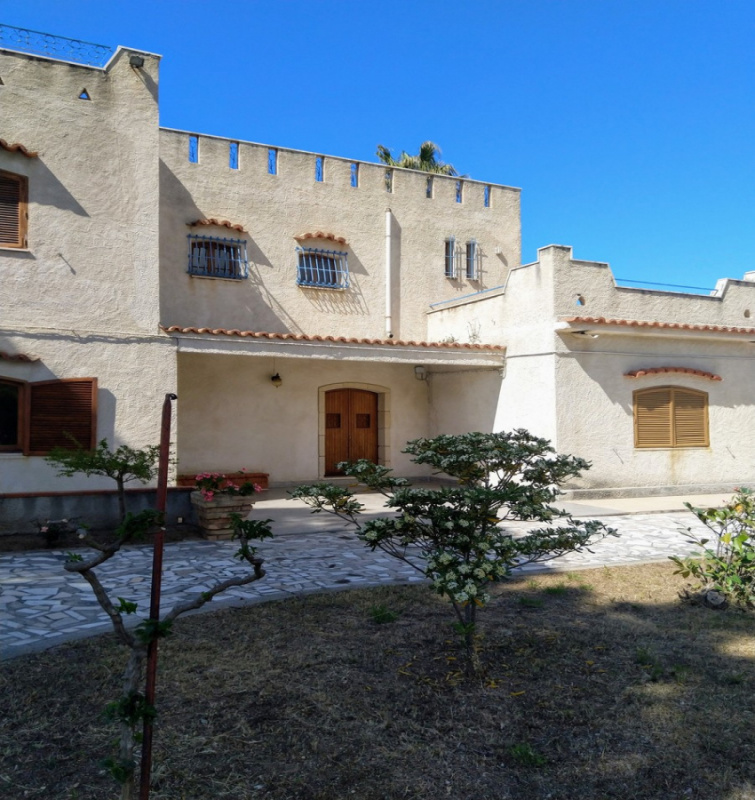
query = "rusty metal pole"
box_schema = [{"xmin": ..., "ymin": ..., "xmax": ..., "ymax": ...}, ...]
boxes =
[{"xmin": 139, "ymin": 392, "xmax": 176, "ymax": 800}]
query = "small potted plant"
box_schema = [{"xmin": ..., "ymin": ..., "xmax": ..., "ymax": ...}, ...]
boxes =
[{"xmin": 190, "ymin": 470, "xmax": 263, "ymax": 540}]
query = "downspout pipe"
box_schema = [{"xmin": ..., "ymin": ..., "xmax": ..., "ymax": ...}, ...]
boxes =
[{"xmin": 385, "ymin": 208, "xmax": 393, "ymax": 338}]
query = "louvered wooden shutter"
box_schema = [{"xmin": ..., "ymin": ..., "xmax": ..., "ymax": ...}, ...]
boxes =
[
  {"xmin": 0, "ymin": 171, "xmax": 26, "ymax": 247},
  {"xmin": 673, "ymin": 389, "xmax": 708, "ymax": 447},
  {"xmin": 26, "ymin": 378, "xmax": 97, "ymax": 455},
  {"xmin": 634, "ymin": 388, "xmax": 672, "ymax": 447}
]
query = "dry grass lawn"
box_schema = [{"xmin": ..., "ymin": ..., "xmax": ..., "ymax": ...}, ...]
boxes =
[{"xmin": 1, "ymin": 562, "xmax": 754, "ymax": 800}]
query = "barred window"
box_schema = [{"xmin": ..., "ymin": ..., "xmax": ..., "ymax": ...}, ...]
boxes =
[
  {"xmin": 444, "ymin": 237, "xmax": 457, "ymax": 279},
  {"xmin": 466, "ymin": 240, "xmax": 480, "ymax": 280},
  {"xmin": 187, "ymin": 236, "xmax": 248, "ymax": 280},
  {"xmin": 296, "ymin": 247, "xmax": 349, "ymax": 290},
  {"xmin": 634, "ymin": 386, "xmax": 709, "ymax": 448}
]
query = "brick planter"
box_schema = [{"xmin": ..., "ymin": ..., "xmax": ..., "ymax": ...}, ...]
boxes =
[{"xmin": 190, "ymin": 491, "xmax": 255, "ymax": 541}]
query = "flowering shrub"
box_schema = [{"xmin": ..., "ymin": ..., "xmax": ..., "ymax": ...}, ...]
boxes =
[
  {"xmin": 671, "ymin": 488, "xmax": 755, "ymax": 609},
  {"xmin": 291, "ymin": 430, "xmax": 616, "ymax": 673},
  {"xmin": 194, "ymin": 471, "xmax": 262, "ymax": 502}
]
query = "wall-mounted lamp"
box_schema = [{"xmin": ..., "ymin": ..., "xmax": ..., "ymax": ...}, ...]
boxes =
[
  {"xmin": 271, "ymin": 372, "xmax": 282, "ymax": 388},
  {"xmin": 129, "ymin": 54, "xmax": 145, "ymax": 68},
  {"xmin": 414, "ymin": 365, "xmax": 428, "ymax": 381},
  {"xmin": 572, "ymin": 331, "xmax": 599, "ymax": 339}
]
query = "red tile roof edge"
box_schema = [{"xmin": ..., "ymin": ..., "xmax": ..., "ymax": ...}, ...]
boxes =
[
  {"xmin": 189, "ymin": 218, "xmax": 247, "ymax": 232},
  {"xmin": 160, "ymin": 325, "xmax": 505, "ymax": 351},
  {"xmin": 0, "ymin": 139, "xmax": 38, "ymax": 158},
  {"xmin": 625, "ymin": 367, "xmax": 722, "ymax": 381},
  {"xmin": 563, "ymin": 316, "xmax": 755, "ymax": 336},
  {"xmin": 294, "ymin": 232, "xmax": 348, "ymax": 245},
  {"xmin": 0, "ymin": 351, "xmax": 38, "ymax": 362}
]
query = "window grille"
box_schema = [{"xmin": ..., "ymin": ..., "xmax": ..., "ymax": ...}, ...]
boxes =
[
  {"xmin": 350, "ymin": 163, "xmax": 359, "ymax": 188},
  {"xmin": 268, "ymin": 148, "xmax": 278, "ymax": 175},
  {"xmin": 444, "ymin": 237, "xmax": 457, "ymax": 279},
  {"xmin": 484, "ymin": 185, "xmax": 491, "ymax": 208},
  {"xmin": 455, "ymin": 180, "xmax": 463, "ymax": 203},
  {"xmin": 426, "ymin": 176, "xmax": 433, "ymax": 199},
  {"xmin": 188, "ymin": 135, "xmax": 199, "ymax": 163},
  {"xmin": 187, "ymin": 235, "xmax": 248, "ymax": 280},
  {"xmin": 296, "ymin": 247, "xmax": 349, "ymax": 290},
  {"xmin": 385, "ymin": 169, "xmax": 393, "ymax": 193},
  {"xmin": 315, "ymin": 156, "xmax": 324, "ymax": 182},
  {"xmin": 466, "ymin": 239, "xmax": 480, "ymax": 280},
  {"xmin": 229, "ymin": 142, "xmax": 239, "ymax": 170}
]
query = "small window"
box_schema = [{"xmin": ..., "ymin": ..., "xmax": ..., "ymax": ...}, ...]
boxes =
[
  {"xmin": 315, "ymin": 156, "xmax": 324, "ymax": 182},
  {"xmin": 297, "ymin": 247, "xmax": 349, "ymax": 290},
  {"xmin": 268, "ymin": 148, "xmax": 278, "ymax": 175},
  {"xmin": 0, "ymin": 377, "xmax": 97, "ymax": 455},
  {"xmin": 0, "ymin": 170, "xmax": 28, "ymax": 248},
  {"xmin": 187, "ymin": 235, "xmax": 248, "ymax": 280},
  {"xmin": 426, "ymin": 176, "xmax": 433, "ymax": 199},
  {"xmin": 634, "ymin": 387, "xmax": 709, "ymax": 448},
  {"xmin": 385, "ymin": 169, "xmax": 393, "ymax": 193},
  {"xmin": 229, "ymin": 142, "xmax": 239, "ymax": 170},
  {"xmin": 188, "ymin": 135, "xmax": 199, "ymax": 163},
  {"xmin": 466, "ymin": 240, "xmax": 479, "ymax": 280},
  {"xmin": 444, "ymin": 237, "xmax": 457, "ymax": 279},
  {"xmin": 455, "ymin": 180, "xmax": 463, "ymax": 203},
  {"xmin": 483, "ymin": 185, "xmax": 491, "ymax": 208},
  {"xmin": 350, "ymin": 163, "xmax": 359, "ymax": 188}
]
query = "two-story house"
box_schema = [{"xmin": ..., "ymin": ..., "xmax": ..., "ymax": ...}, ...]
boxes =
[{"xmin": 2, "ymin": 25, "xmax": 755, "ymax": 528}]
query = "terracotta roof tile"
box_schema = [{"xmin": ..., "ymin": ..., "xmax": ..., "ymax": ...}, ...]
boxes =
[
  {"xmin": 190, "ymin": 219, "xmax": 247, "ymax": 233},
  {"xmin": 160, "ymin": 325, "xmax": 505, "ymax": 351},
  {"xmin": 0, "ymin": 351, "xmax": 38, "ymax": 362},
  {"xmin": 625, "ymin": 367, "xmax": 722, "ymax": 381},
  {"xmin": 563, "ymin": 316, "xmax": 755, "ymax": 336},
  {"xmin": 294, "ymin": 232, "xmax": 348, "ymax": 245},
  {"xmin": 0, "ymin": 139, "xmax": 38, "ymax": 158}
]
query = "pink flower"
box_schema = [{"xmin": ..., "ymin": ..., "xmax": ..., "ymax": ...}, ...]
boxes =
[{"xmin": 253, "ymin": 483, "xmax": 262, "ymax": 493}]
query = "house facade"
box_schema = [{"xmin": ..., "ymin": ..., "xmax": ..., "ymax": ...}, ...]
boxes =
[{"xmin": 2, "ymin": 26, "xmax": 754, "ymax": 523}]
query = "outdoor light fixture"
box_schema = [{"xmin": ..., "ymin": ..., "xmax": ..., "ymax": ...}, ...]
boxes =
[
  {"xmin": 572, "ymin": 331, "xmax": 599, "ymax": 339},
  {"xmin": 271, "ymin": 373, "xmax": 282, "ymax": 388},
  {"xmin": 129, "ymin": 54, "xmax": 145, "ymax": 68},
  {"xmin": 414, "ymin": 365, "xmax": 428, "ymax": 381}
]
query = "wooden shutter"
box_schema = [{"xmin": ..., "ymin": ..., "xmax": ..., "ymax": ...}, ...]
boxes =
[
  {"xmin": 26, "ymin": 378, "xmax": 97, "ymax": 455},
  {"xmin": 0, "ymin": 171, "xmax": 27, "ymax": 248},
  {"xmin": 673, "ymin": 388, "xmax": 708, "ymax": 447},
  {"xmin": 634, "ymin": 388, "xmax": 672, "ymax": 447}
]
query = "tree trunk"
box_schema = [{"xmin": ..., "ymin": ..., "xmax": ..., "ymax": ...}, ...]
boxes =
[
  {"xmin": 119, "ymin": 646, "xmax": 145, "ymax": 800},
  {"xmin": 116, "ymin": 476, "xmax": 126, "ymax": 523}
]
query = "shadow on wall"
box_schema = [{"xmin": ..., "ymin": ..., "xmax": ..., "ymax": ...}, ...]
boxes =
[{"xmin": 30, "ymin": 158, "xmax": 89, "ymax": 217}]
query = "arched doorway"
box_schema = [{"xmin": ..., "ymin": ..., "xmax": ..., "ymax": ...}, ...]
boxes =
[{"xmin": 324, "ymin": 388, "xmax": 379, "ymax": 475}]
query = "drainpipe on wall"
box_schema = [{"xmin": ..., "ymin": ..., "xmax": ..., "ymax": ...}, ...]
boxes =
[{"xmin": 385, "ymin": 208, "xmax": 393, "ymax": 338}]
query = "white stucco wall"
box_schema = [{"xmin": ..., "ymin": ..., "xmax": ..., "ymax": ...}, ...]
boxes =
[
  {"xmin": 0, "ymin": 47, "xmax": 174, "ymax": 496},
  {"xmin": 158, "ymin": 130, "xmax": 521, "ymax": 342},
  {"xmin": 176, "ymin": 353, "xmax": 436, "ymax": 482}
]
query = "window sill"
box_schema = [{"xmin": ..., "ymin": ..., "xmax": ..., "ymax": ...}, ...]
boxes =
[
  {"xmin": 0, "ymin": 452, "xmax": 26, "ymax": 458},
  {"xmin": 188, "ymin": 273, "xmax": 247, "ymax": 282},
  {"xmin": 297, "ymin": 284, "xmax": 348, "ymax": 292},
  {"xmin": 0, "ymin": 246, "xmax": 32, "ymax": 253}
]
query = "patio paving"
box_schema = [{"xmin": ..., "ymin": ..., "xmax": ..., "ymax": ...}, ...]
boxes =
[{"xmin": 0, "ymin": 488, "xmax": 727, "ymax": 660}]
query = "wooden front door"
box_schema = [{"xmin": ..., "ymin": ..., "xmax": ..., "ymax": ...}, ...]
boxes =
[{"xmin": 325, "ymin": 389, "xmax": 378, "ymax": 475}]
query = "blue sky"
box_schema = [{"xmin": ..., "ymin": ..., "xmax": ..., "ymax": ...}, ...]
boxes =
[{"xmin": 3, "ymin": 0, "xmax": 754, "ymax": 290}]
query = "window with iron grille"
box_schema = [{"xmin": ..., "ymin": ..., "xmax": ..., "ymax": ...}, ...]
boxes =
[
  {"xmin": 187, "ymin": 235, "xmax": 248, "ymax": 280},
  {"xmin": 634, "ymin": 386, "xmax": 709, "ymax": 448},
  {"xmin": 466, "ymin": 240, "xmax": 480, "ymax": 280},
  {"xmin": 0, "ymin": 170, "xmax": 28, "ymax": 248},
  {"xmin": 297, "ymin": 247, "xmax": 349, "ymax": 290},
  {"xmin": 444, "ymin": 237, "xmax": 457, "ymax": 279}
]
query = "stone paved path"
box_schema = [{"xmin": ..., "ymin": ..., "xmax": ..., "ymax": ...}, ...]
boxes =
[{"xmin": 0, "ymin": 512, "xmax": 706, "ymax": 660}]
